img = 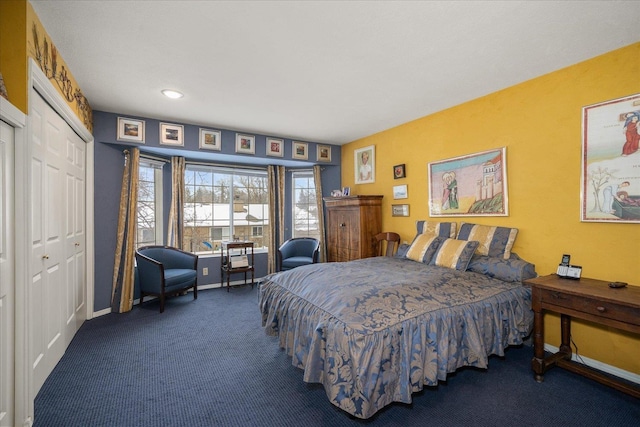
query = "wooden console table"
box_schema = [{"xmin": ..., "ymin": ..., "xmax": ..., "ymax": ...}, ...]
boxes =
[
  {"xmin": 220, "ymin": 241, "xmax": 254, "ymax": 292},
  {"xmin": 526, "ymin": 274, "xmax": 640, "ymax": 398}
]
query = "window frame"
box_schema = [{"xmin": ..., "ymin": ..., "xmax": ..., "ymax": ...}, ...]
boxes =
[
  {"xmin": 183, "ymin": 163, "xmax": 269, "ymax": 254},
  {"xmin": 136, "ymin": 157, "xmax": 164, "ymax": 248},
  {"xmin": 291, "ymin": 170, "xmax": 320, "ymax": 240}
]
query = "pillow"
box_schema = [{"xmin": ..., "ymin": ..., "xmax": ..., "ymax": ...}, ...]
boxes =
[
  {"xmin": 456, "ymin": 223, "xmax": 518, "ymax": 259},
  {"xmin": 467, "ymin": 253, "xmax": 537, "ymax": 283},
  {"xmin": 405, "ymin": 234, "xmax": 442, "ymax": 263},
  {"xmin": 415, "ymin": 220, "xmax": 457, "ymax": 238},
  {"xmin": 431, "ymin": 238, "xmax": 479, "ymax": 271},
  {"xmin": 394, "ymin": 243, "xmax": 411, "ymax": 258}
]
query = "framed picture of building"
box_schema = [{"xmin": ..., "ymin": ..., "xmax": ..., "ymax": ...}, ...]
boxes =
[
  {"xmin": 428, "ymin": 147, "xmax": 508, "ymax": 217},
  {"xmin": 581, "ymin": 93, "xmax": 640, "ymax": 223}
]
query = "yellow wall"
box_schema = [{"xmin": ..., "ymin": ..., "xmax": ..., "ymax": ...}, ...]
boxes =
[
  {"xmin": 342, "ymin": 42, "xmax": 640, "ymax": 374},
  {"xmin": 0, "ymin": 0, "xmax": 92, "ymax": 131},
  {"xmin": 0, "ymin": 0, "xmax": 28, "ymax": 112}
]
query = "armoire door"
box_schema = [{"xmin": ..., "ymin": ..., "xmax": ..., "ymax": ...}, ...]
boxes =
[
  {"xmin": 0, "ymin": 119, "xmax": 15, "ymax": 427},
  {"xmin": 29, "ymin": 90, "xmax": 86, "ymax": 395}
]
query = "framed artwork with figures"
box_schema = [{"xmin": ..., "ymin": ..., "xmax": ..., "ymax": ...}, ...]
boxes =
[
  {"xmin": 354, "ymin": 145, "xmax": 375, "ymax": 184},
  {"xmin": 581, "ymin": 93, "xmax": 640, "ymax": 223}
]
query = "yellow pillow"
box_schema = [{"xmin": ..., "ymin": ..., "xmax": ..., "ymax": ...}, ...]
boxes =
[
  {"xmin": 406, "ymin": 234, "xmax": 442, "ymax": 263},
  {"xmin": 432, "ymin": 238, "xmax": 480, "ymax": 271}
]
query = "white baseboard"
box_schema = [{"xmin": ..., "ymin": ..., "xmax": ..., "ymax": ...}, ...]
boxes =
[
  {"xmin": 544, "ymin": 343, "xmax": 640, "ymax": 385},
  {"xmin": 91, "ymin": 278, "xmax": 263, "ymax": 318}
]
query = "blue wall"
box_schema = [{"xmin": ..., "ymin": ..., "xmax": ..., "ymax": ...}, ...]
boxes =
[{"xmin": 91, "ymin": 111, "xmax": 341, "ymax": 311}]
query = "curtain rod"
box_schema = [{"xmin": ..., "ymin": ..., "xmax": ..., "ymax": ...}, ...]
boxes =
[{"xmin": 186, "ymin": 160, "xmax": 267, "ymax": 171}]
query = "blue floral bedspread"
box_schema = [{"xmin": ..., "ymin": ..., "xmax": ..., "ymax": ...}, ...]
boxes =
[{"xmin": 258, "ymin": 257, "xmax": 533, "ymax": 419}]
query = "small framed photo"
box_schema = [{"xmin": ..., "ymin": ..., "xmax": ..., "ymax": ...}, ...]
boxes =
[
  {"xmin": 317, "ymin": 145, "xmax": 331, "ymax": 162},
  {"xmin": 342, "ymin": 187, "xmax": 350, "ymax": 196},
  {"xmin": 394, "ymin": 164, "xmax": 406, "ymax": 179},
  {"xmin": 266, "ymin": 137, "xmax": 284, "ymax": 157},
  {"xmin": 355, "ymin": 145, "xmax": 375, "ymax": 184},
  {"xmin": 292, "ymin": 141, "xmax": 308, "ymax": 160},
  {"xmin": 393, "ymin": 184, "xmax": 408, "ymax": 199},
  {"xmin": 199, "ymin": 128, "xmax": 221, "ymax": 151},
  {"xmin": 235, "ymin": 133, "xmax": 255, "ymax": 154},
  {"xmin": 117, "ymin": 117, "xmax": 145, "ymax": 143},
  {"xmin": 160, "ymin": 123, "xmax": 184, "ymax": 146},
  {"xmin": 392, "ymin": 204, "xmax": 410, "ymax": 217}
]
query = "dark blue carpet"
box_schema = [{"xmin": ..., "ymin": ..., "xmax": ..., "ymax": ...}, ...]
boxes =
[{"xmin": 34, "ymin": 285, "xmax": 640, "ymax": 426}]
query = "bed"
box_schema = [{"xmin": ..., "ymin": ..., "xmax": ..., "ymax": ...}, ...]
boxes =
[{"xmin": 259, "ymin": 222, "xmax": 536, "ymax": 419}]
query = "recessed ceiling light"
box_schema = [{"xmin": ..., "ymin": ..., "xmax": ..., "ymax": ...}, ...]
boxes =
[{"xmin": 161, "ymin": 89, "xmax": 183, "ymax": 99}]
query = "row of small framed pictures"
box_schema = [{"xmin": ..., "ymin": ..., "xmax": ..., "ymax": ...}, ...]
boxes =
[{"xmin": 116, "ymin": 117, "xmax": 331, "ymax": 162}]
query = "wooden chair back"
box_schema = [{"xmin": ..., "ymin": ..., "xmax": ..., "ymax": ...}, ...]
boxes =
[{"xmin": 375, "ymin": 232, "xmax": 401, "ymax": 257}]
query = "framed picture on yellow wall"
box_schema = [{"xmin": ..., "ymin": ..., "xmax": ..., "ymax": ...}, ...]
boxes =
[
  {"xmin": 428, "ymin": 147, "xmax": 508, "ymax": 217},
  {"xmin": 355, "ymin": 145, "xmax": 375, "ymax": 184},
  {"xmin": 581, "ymin": 93, "xmax": 640, "ymax": 223}
]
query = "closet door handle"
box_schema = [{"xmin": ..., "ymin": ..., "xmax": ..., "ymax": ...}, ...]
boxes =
[{"xmin": 339, "ymin": 223, "xmax": 346, "ymax": 227}]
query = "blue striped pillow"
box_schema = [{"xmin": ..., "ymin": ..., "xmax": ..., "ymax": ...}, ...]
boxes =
[
  {"xmin": 415, "ymin": 220, "xmax": 457, "ymax": 238},
  {"xmin": 431, "ymin": 238, "xmax": 479, "ymax": 271},
  {"xmin": 457, "ymin": 223, "xmax": 518, "ymax": 260},
  {"xmin": 406, "ymin": 234, "xmax": 443, "ymax": 263}
]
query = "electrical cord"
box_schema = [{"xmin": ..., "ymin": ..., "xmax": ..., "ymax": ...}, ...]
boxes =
[{"xmin": 570, "ymin": 334, "xmax": 588, "ymax": 366}]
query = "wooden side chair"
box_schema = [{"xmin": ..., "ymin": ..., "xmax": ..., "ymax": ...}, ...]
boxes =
[{"xmin": 375, "ymin": 232, "xmax": 401, "ymax": 257}]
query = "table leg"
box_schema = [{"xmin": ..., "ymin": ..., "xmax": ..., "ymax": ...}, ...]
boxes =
[
  {"xmin": 559, "ymin": 314, "xmax": 572, "ymax": 357},
  {"xmin": 531, "ymin": 307, "xmax": 545, "ymax": 382}
]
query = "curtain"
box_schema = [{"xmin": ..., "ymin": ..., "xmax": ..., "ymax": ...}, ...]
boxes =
[
  {"xmin": 167, "ymin": 156, "xmax": 185, "ymax": 249},
  {"xmin": 111, "ymin": 148, "xmax": 140, "ymax": 313},
  {"xmin": 267, "ymin": 166, "xmax": 277, "ymax": 274},
  {"xmin": 266, "ymin": 165, "xmax": 287, "ymax": 274},
  {"xmin": 278, "ymin": 165, "xmax": 285, "ymax": 247},
  {"xmin": 313, "ymin": 165, "xmax": 327, "ymax": 262}
]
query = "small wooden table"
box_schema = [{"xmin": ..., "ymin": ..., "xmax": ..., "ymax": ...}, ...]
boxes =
[
  {"xmin": 220, "ymin": 241, "xmax": 254, "ymax": 292},
  {"xmin": 526, "ymin": 274, "xmax": 640, "ymax": 398}
]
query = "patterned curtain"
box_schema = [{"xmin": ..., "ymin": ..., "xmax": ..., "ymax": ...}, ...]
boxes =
[
  {"xmin": 111, "ymin": 148, "xmax": 139, "ymax": 313},
  {"xmin": 167, "ymin": 156, "xmax": 185, "ymax": 249},
  {"xmin": 266, "ymin": 165, "xmax": 287, "ymax": 274},
  {"xmin": 313, "ymin": 165, "xmax": 327, "ymax": 262},
  {"xmin": 278, "ymin": 165, "xmax": 286, "ymax": 247},
  {"xmin": 267, "ymin": 166, "xmax": 277, "ymax": 274}
]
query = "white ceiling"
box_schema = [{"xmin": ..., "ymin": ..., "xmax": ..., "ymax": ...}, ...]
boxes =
[{"xmin": 30, "ymin": 1, "xmax": 639, "ymax": 145}]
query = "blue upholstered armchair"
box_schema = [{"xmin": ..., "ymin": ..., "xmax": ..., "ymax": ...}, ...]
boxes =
[
  {"xmin": 277, "ymin": 237, "xmax": 320, "ymax": 271},
  {"xmin": 135, "ymin": 246, "xmax": 198, "ymax": 313}
]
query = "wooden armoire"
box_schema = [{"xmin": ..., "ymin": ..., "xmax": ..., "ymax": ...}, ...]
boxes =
[{"xmin": 323, "ymin": 195, "xmax": 383, "ymax": 262}]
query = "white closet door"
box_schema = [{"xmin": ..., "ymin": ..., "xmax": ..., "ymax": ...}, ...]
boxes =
[
  {"xmin": 29, "ymin": 90, "xmax": 86, "ymax": 394},
  {"xmin": 0, "ymin": 120, "xmax": 15, "ymax": 427},
  {"xmin": 63, "ymin": 117, "xmax": 86, "ymax": 345}
]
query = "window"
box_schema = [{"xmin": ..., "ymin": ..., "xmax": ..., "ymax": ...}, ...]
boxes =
[
  {"xmin": 292, "ymin": 171, "xmax": 319, "ymax": 239},
  {"xmin": 136, "ymin": 158, "xmax": 164, "ymax": 248},
  {"xmin": 252, "ymin": 226, "xmax": 263, "ymax": 237},
  {"xmin": 184, "ymin": 165, "xmax": 269, "ymax": 253}
]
